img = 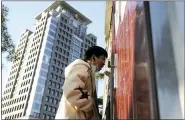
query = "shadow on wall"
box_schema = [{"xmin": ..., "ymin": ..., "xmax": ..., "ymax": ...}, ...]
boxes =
[
  {"xmin": 132, "ymin": 2, "xmax": 151, "ymax": 119},
  {"xmin": 149, "ymin": 1, "xmax": 183, "ymax": 119}
]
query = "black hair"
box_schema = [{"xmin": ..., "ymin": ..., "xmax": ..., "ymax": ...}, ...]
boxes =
[{"xmin": 83, "ymin": 46, "xmax": 108, "ymax": 61}]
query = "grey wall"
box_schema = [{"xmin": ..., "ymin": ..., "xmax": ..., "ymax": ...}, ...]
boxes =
[
  {"xmin": 149, "ymin": 2, "xmax": 184, "ymax": 119},
  {"xmin": 166, "ymin": 2, "xmax": 184, "ymax": 118}
]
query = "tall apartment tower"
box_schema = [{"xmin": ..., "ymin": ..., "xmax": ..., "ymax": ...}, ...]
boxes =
[
  {"xmin": 82, "ymin": 33, "xmax": 97, "ymax": 58},
  {"xmin": 2, "ymin": 1, "xmax": 97, "ymax": 119}
]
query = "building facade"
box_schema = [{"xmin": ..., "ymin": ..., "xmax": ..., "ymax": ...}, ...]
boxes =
[
  {"xmin": 2, "ymin": 1, "xmax": 97, "ymax": 119},
  {"xmin": 103, "ymin": 1, "xmax": 184, "ymax": 119}
]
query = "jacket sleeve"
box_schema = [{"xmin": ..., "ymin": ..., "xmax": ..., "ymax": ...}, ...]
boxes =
[{"xmin": 62, "ymin": 65, "xmax": 93, "ymax": 112}]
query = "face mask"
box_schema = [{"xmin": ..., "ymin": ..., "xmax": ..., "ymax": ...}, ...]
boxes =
[
  {"xmin": 92, "ymin": 65, "xmax": 99, "ymax": 73},
  {"xmin": 95, "ymin": 66, "xmax": 99, "ymax": 72}
]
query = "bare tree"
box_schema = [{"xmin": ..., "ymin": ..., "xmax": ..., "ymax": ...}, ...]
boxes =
[{"xmin": 2, "ymin": 4, "xmax": 16, "ymax": 67}]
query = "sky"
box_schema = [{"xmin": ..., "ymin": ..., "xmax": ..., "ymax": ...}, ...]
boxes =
[{"xmin": 2, "ymin": 1, "xmax": 106, "ymax": 97}]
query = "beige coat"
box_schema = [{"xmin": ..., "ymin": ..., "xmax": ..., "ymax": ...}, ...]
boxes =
[{"xmin": 55, "ymin": 59, "xmax": 100, "ymax": 119}]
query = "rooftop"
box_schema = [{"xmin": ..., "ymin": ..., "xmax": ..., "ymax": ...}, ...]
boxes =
[{"xmin": 35, "ymin": 1, "xmax": 92, "ymax": 25}]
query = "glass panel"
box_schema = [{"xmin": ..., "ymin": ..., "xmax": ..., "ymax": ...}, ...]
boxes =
[
  {"xmin": 30, "ymin": 111, "xmax": 40, "ymax": 118},
  {"xmin": 47, "ymin": 36, "xmax": 54, "ymax": 43},
  {"xmin": 36, "ymin": 85, "xmax": 44, "ymax": 93},
  {"xmin": 41, "ymin": 63, "xmax": 49, "ymax": 70},
  {"xmin": 50, "ymin": 24, "xmax": 57, "ymax": 31},
  {"xmin": 40, "ymin": 70, "xmax": 47, "ymax": 78},
  {"xmin": 42, "ymin": 114, "xmax": 46, "ymax": 119},
  {"xmin": 48, "ymin": 106, "xmax": 51, "ymax": 111},
  {"xmin": 38, "ymin": 77, "xmax": 46, "ymax": 85},
  {"xmin": 51, "ymin": 19, "xmax": 57, "ymax": 25},
  {"xmin": 46, "ymin": 43, "xmax": 53, "ymax": 50},
  {"xmin": 44, "ymin": 49, "xmax": 52, "ymax": 56},
  {"xmin": 44, "ymin": 105, "xmax": 48, "ymax": 110},
  {"xmin": 52, "ymin": 107, "xmax": 56, "ymax": 113},
  {"xmin": 32, "ymin": 102, "xmax": 40, "ymax": 110},
  {"xmin": 34, "ymin": 94, "xmax": 43, "ymax": 101},
  {"xmin": 51, "ymin": 116, "xmax": 55, "ymax": 120},
  {"xmin": 45, "ymin": 96, "xmax": 49, "ymax": 102},
  {"xmin": 49, "ymin": 30, "xmax": 55, "ymax": 36},
  {"xmin": 46, "ymin": 115, "xmax": 50, "ymax": 119}
]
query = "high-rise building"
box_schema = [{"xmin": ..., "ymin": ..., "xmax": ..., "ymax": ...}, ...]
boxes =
[
  {"xmin": 82, "ymin": 33, "xmax": 97, "ymax": 58},
  {"xmin": 2, "ymin": 1, "xmax": 96, "ymax": 119}
]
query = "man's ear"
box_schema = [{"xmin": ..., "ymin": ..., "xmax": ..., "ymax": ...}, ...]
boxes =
[{"xmin": 92, "ymin": 55, "xmax": 96, "ymax": 61}]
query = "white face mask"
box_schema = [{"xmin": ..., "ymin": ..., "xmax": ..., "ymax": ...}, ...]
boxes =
[
  {"xmin": 92, "ymin": 65, "xmax": 99, "ymax": 73},
  {"xmin": 95, "ymin": 66, "xmax": 99, "ymax": 72}
]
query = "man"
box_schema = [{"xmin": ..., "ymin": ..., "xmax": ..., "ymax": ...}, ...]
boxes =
[{"xmin": 55, "ymin": 46, "xmax": 108, "ymax": 120}]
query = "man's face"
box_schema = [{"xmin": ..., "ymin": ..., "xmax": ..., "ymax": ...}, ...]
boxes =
[{"xmin": 94, "ymin": 55, "xmax": 106, "ymax": 71}]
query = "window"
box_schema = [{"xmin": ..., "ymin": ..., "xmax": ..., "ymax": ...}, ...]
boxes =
[
  {"xmin": 32, "ymin": 102, "xmax": 40, "ymax": 110},
  {"xmin": 51, "ymin": 73, "xmax": 54, "ymax": 78},
  {"xmin": 60, "ymin": 69, "xmax": 63, "ymax": 74},
  {"xmin": 59, "ymin": 76, "xmax": 62, "ymax": 81},
  {"xmin": 57, "ymin": 61, "xmax": 60, "ymax": 66},
  {"xmin": 51, "ymin": 19, "xmax": 57, "ymax": 25},
  {"xmin": 44, "ymin": 105, "xmax": 48, "ymax": 111},
  {"xmin": 34, "ymin": 94, "xmax": 42, "ymax": 101},
  {"xmin": 52, "ymin": 107, "xmax": 56, "ymax": 113},
  {"xmin": 30, "ymin": 111, "xmax": 39, "ymax": 118},
  {"xmin": 52, "ymin": 66, "xmax": 55, "ymax": 71},
  {"xmin": 49, "ymin": 80, "xmax": 52, "ymax": 86},
  {"xmin": 56, "ymin": 46, "xmax": 58, "ymax": 51},
  {"xmin": 40, "ymin": 70, "xmax": 47, "ymax": 78},
  {"xmin": 56, "ymin": 68, "xmax": 59, "ymax": 73},
  {"xmin": 38, "ymin": 78, "xmax": 46, "ymax": 85},
  {"xmin": 67, "ymin": 52, "xmax": 69, "ymax": 56},
  {"xmin": 42, "ymin": 55, "xmax": 49, "ymax": 63},
  {"xmin": 60, "ymin": 22, "xmax": 63, "ymax": 27},
  {"xmin": 50, "ymin": 24, "xmax": 56, "ymax": 31},
  {"xmin": 56, "ymin": 84, "xmax": 60, "ymax": 89},
  {"xmin": 48, "ymin": 106, "xmax": 52, "ymax": 112},
  {"xmin": 20, "ymin": 112, "xmax": 22, "ymax": 117},
  {"xmin": 53, "ymin": 82, "xmax": 56, "ymax": 87},
  {"xmin": 49, "ymin": 30, "xmax": 55, "ymax": 36},
  {"xmin": 55, "ymin": 52, "xmax": 57, "ymax": 57},
  {"xmin": 51, "ymin": 89, "xmax": 55, "ymax": 95},
  {"xmin": 46, "ymin": 43, "xmax": 53, "ymax": 50},
  {"xmin": 54, "ymin": 99, "xmax": 58, "ymax": 104},
  {"xmin": 56, "ymin": 91, "xmax": 59, "ymax": 97},
  {"xmin": 53, "ymin": 59, "xmax": 56, "ymax": 64},
  {"xmin": 61, "ymin": 63, "xmax": 64, "ymax": 68},
  {"xmin": 47, "ymin": 37, "xmax": 53, "ymax": 43},
  {"xmin": 48, "ymin": 88, "xmax": 51, "ymax": 94},
  {"xmin": 55, "ymin": 74, "xmax": 58, "ymax": 80},
  {"xmin": 51, "ymin": 116, "xmax": 55, "ymax": 120},
  {"xmin": 42, "ymin": 114, "xmax": 46, "ymax": 119},
  {"xmin": 66, "ymin": 58, "xmax": 68, "ymax": 63},
  {"xmin": 59, "ymin": 54, "xmax": 61, "ymax": 59},
  {"xmin": 45, "ymin": 96, "xmax": 49, "ymax": 102},
  {"xmin": 41, "ymin": 63, "xmax": 49, "ymax": 70},
  {"xmin": 57, "ymin": 40, "xmax": 60, "ymax": 44},
  {"xmin": 36, "ymin": 85, "xmax": 44, "ymax": 93},
  {"xmin": 46, "ymin": 115, "xmax": 50, "ymax": 119},
  {"xmin": 62, "ymin": 36, "xmax": 64, "ymax": 40},
  {"xmin": 44, "ymin": 49, "xmax": 52, "ymax": 56},
  {"xmin": 63, "ymin": 50, "xmax": 66, "ymax": 54},
  {"xmin": 61, "ymin": 17, "xmax": 64, "ymax": 21},
  {"xmin": 50, "ymin": 97, "xmax": 54, "ymax": 103}
]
